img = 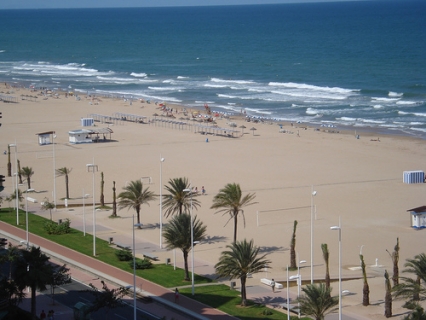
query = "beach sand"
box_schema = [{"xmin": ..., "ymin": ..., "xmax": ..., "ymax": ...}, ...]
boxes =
[{"xmin": 1, "ymin": 85, "xmax": 425, "ymax": 319}]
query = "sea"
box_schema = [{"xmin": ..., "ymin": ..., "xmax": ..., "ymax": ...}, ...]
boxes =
[{"xmin": 1, "ymin": 1, "xmax": 425, "ymax": 138}]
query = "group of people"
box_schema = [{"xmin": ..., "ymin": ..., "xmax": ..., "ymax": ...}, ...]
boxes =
[{"xmin": 39, "ymin": 309, "xmax": 54, "ymax": 320}]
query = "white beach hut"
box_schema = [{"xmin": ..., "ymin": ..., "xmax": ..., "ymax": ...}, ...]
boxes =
[
  {"xmin": 35, "ymin": 131, "xmax": 55, "ymax": 145},
  {"xmin": 68, "ymin": 127, "xmax": 113, "ymax": 144},
  {"xmin": 407, "ymin": 206, "xmax": 426, "ymax": 229}
]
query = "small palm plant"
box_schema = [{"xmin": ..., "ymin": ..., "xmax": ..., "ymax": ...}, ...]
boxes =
[
  {"xmin": 211, "ymin": 183, "xmax": 257, "ymax": 243},
  {"xmin": 215, "ymin": 239, "xmax": 271, "ymax": 306},
  {"xmin": 162, "ymin": 213, "xmax": 207, "ymax": 281},
  {"xmin": 20, "ymin": 166, "xmax": 34, "ymax": 190},
  {"xmin": 297, "ymin": 283, "xmax": 338, "ymax": 320},
  {"xmin": 118, "ymin": 180, "xmax": 156, "ymax": 227}
]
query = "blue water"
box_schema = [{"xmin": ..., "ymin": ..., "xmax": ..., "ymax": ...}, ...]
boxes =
[{"xmin": 1, "ymin": 1, "xmax": 425, "ymax": 137}]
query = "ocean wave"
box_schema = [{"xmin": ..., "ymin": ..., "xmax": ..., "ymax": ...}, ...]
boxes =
[
  {"xmin": 373, "ymin": 105, "xmax": 384, "ymax": 109},
  {"xmin": 211, "ymin": 77, "xmax": 255, "ymax": 85},
  {"xmin": 388, "ymin": 91, "xmax": 403, "ymax": 97},
  {"xmin": 177, "ymin": 76, "xmax": 189, "ymax": 79},
  {"xmin": 130, "ymin": 72, "xmax": 147, "ymax": 77},
  {"xmin": 371, "ymin": 97, "xmax": 400, "ymax": 102},
  {"xmin": 396, "ymin": 100, "xmax": 417, "ymax": 105},
  {"xmin": 337, "ymin": 117, "xmax": 357, "ymax": 122},
  {"xmin": 268, "ymin": 81, "xmax": 358, "ymax": 94},
  {"xmin": 148, "ymin": 86, "xmax": 185, "ymax": 91},
  {"xmin": 203, "ymin": 84, "xmax": 227, "ymax": 88}
]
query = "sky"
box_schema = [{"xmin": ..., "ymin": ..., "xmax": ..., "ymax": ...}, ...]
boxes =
[{"xmin": 1, "ymin": 0, "xmax": 364, "ymax": 10}]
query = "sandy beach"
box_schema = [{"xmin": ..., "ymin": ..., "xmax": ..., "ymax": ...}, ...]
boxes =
[{"xmin": 1, "ymin": 85, "xmax": 425, "ymax": 319}]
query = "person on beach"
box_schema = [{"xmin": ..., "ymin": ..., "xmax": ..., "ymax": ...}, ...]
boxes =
[
  {"xmin": 271, "ymin": 279, "xmax": 275, "ymax": 293},
  {"xmin": 175, "ymin": 288, "xmax": 179, "ymax": 303},
  {"xmin": 202, "ymin": 186, "xmax": 205, "ymax": 195},
  {"xmin": 40, "ymin": 310, "xmax": 46, "ymax": 319}
]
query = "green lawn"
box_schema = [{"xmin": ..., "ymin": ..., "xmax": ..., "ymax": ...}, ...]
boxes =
[{"xmin": 0, "ymin": 208, "xmax": 304, "ymax": 319}]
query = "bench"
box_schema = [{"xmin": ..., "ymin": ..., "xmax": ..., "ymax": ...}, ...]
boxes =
[
  {"xmin": 261, "ymin": 278, "xmax": 283, "ymax": 289},
  {"xmin": 116, "ymin": 243, "xmax": 131, "ymax": 250},
  {"xmin": 143, "ymin": 252, "xmax": 159, "ymax": 261}
]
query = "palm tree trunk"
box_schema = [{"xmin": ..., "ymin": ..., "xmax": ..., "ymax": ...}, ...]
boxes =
[
  {"xmin": 384, "ymin": 270, "xmax": 392, "ymax": 318},
  {"xmin": 31, "ymin": 284, "xmax": 37, "ymax": 319},
  {"xmin": 7, "ymin": 145, "xmax": 11, "ymax": 177},
  {"xmin": 233, "ymin": 212, "xmax": 238, "ymax": 243},
  {"xmin": 240, "ymin": 276, "xmax": 247, "ymax": 306},
  {"xmin": 17, "ymin": 159, "xmax": 23, "ymax": 184},
  {"xmin": 290, "ymin": 220, "xmax": 298, "ymax": 269},
  {"xmin": 65, "ymin": 174, "xmax": 69, "ymax": 199},
  {"xmin": 183, "ymin": 250, "xmax": 190, "ymax": 281},
  {"xmin": 136, "ymin": 206, "xmax": 141, "ymax": 227},
  {"xmin": 112, "ymin": 181, "xmax": 117, "ymax": 217},
  {"xmin": 27, "ymin": 177, "xmax": 31, "ymax": 190}
]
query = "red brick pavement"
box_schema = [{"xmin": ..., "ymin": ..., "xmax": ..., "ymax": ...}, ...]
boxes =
[{"xmin": 0, "ymin": 221, "xmax": 238, "ymax": 320}]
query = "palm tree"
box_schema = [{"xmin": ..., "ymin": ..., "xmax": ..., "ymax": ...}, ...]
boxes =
[
  {"xmin": 211, "ymin": 183, "xmax": 257, "ymax": 243},
  {"xmin": 386, "ymin": 237, "xmax": 400, "ymax": 286},
  {"xmin": 163, "ymin": 213, "xmax": 207, "ymax": 281},
  {"xmin": 41, "ymin": 197, "xmax": 55, "ymax": 220},
  {"xmin": 20, "ymin": 166, "xmax": 34, "ymax": 190},
  {"xmin": 290, "ymin": 220, "xmax": 298, "ymax": 269},
  {"xmin": 215, "ymin": 239, "xmax": 271, "ymax": 306},
  {"xmin": 100, "ymin": 172, "xmax": 105, "ymax": 207},
  {"xmin": 360, "ymin": 254, "xmax": 370, "ymax": 306},
  {"xmin": 56, "ymin": 167, "xmax": 72, "ymax": 199},
  {"xmin": 17, "ymin": 159, "xmax": 23, "ymax": 185},
  {"xmin": 14, "ymin": 246, "xmax": 54, "ymax": 319},
  {"xmin": 9, "ymin": 188, "xmax": 24, "ymax": 211},
  {"xmin": 0, "ymin": 242, "xmax": 20, "ymax": 280},
  {"xmin": 117, "ymin": 180, "xmax": 156, "ymax": 227},
  {"xmin": 321, "ymin": 243, "xmax": 331, "ymax": 290},
  {"xmin": 296, "ymin": 283, "xmax": 338, "ymax": 320},
  {"xmin": 393, "ymin": 253, "xmax": 426, "ymax": 303},
  {"xmin": 112, "ymin": 181, "xmax": 117, "ymax": 217},
  {"xmin": 162, "ymin": 177, "xmax": 200, "ymax": 218},
  {"xmin": 385, "ymin": 270, "xmax": 392, "ymax": 318}
]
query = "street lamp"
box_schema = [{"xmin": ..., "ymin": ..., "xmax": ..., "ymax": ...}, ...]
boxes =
[
  {"xmin": 25, "ymin": 196, "xmax": 29, "ymax": 250},
  {"xmin": 183, "ymin": 187, "xmax": 194, "ymax": 295},
  {"xmin": 330, "ymin": 217, "xmax": 342, "ymax": 320},
  {"xmin": 132, "ymin": 215, "xmax": 137, "ymax": 320},
  {"xmin": 86, "ymin": 161, "xmax": 98, "ymax": 256},
  {"xmin": 82, "ymin": 189, "xmax": 86, "ymax": 236},
  {"xmin": 159, "ymin": 156, "xmax": 165, "ymax": 248},
  {"xmin": 286, "ymin": 265, "xmax": 290, "ymax": 320},
  {"xmin": 8, "ymin": 143, "xmax": 18, "ymax": 225},
  {"xmin": 310, "ymin": 186, "xmax": 317, "ymax": 284},
  {"xmin": 52, "ymin": 133, "xmax": 57, "ymax": 210},
  {"xmin": 290, "ymin": 258, "xmax": 305, "ymax": 319}
]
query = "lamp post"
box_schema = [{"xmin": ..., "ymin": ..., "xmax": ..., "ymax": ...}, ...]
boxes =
[
  {"xmin": 82, "ymin": 189, "xmax": 86, "ymax": 236},
  {"xmin": 25, "ymin": 196, "xmax": 29, "ymax": 250},
  {"xmin": 86, "ymin": 161, "xmax": 98, "ymax": 256},
  {"xmin": 330, "ymin": 217, "xmax": 342, "ymax": 320},
  {"xmin": 310, "ymin": 186, "xmax": 317, "ymax": 284},
  {"xmin": 183, "ymin": 187, "xmax": 194, "ymax": 295},
  {"xmin": 159, "ymin": 156, "xmax": 165, "ymax": 248},
  {"xmin": 132, "ymin": 215, "xmax": 137, "ymax": 320},
  {"xmin": 52, "ymin": 133, "xmax": 56, "ymax": 210},
  {"xmin": 8, "ymin": 143, "xmax": 18, "ymax": 225},
  {"xmin": 286, "ymin": 265, "xmax": 290, "ymax": 320}
]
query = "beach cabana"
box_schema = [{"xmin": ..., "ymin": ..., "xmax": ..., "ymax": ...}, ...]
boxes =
[
  {"xmin": 35, "ymin": 131, "xmax": 55, "ymax": 145},
  {"xmin": 407, "ymin": 206, "xmax": 426, "ymax": 229},
  {"xmin": 68, "ymin": 127, "xmax": 113, "ymax": 144}
]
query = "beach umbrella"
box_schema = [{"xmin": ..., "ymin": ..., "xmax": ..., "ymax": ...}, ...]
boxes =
[
  {"xmin": 250, "ymin": 127, "xmax": 257, "ymax": 136},
  {"xmin": 239, "ymin": 125, "xmax": 246, "ymax": 135}
]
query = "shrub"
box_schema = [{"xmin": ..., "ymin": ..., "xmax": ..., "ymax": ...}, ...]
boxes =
[
  {"xmin": 43, "ymin": 219, "xmax": 71, "ymax": 235},
  {"xmin": 129, "ymin": 258, "xmax": 152, "ymax": 270},
  {"xmin": 115, "ymin": 249, "xmax": 133, "ymax": 261}
]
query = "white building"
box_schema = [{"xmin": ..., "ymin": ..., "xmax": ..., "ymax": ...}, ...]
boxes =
[
  {"xmin": 68, "ymin": 128, "xmax": 113, "ymax": 144},
  {"xmin": 407, "ymin": 206, "xmax": 426, "ymax": 229}
]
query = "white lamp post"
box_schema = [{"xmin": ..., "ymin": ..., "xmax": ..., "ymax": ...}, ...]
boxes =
[
  {"xmin": 82, "ymin": 189, "xmax": 86, "ymax": 236},
  {"xmin": 25, "ymin": 196, "xmax": 29, "ymax": 250},
  {"xmin": 159, "ymin": 156, "xmax": 165, "ymax": 248},
  {"xmin": 286, "ymin": 265, "xmax": 290, "ymax": 320},
  {"xmin": 330, "ymin": 217, "xmax": 342, "ymax": 320},
  {"xmin": 52, "ymin": 133, "xmax": 56, "ymax": 210},
  {"xmin": 132, "ymin": 215, "xmax": 137, "ymax": 320},
  {"xmin": 310, "ymin": 186, "xmax": 317, "ymax": 284},
  {"xmin": 8, "ymin": 143, "xmax": 18, "ymax": 225},
  {"xmin": 183, "ymin": 187, "xmax": 194, "ymax": 295},
  {"xmin": 86, "ymin": 161, "xmax": 98, "ymax": 256}
]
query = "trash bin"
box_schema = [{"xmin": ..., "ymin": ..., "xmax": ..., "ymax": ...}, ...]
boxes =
[
  {"xmin": 109, "ymin": 237, "xmax": 113, "ymax": 244},
  {"xmin": 166, "ymin": 258, "xmax": 171, "ymax": 265},
  {"xmin": 230, "ymin": 281, "xmax": 236, "ymax": 289},
  {"xmin": 58, "ymin": 219, "xmax": 62, "ymax": 224}
]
